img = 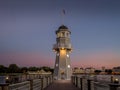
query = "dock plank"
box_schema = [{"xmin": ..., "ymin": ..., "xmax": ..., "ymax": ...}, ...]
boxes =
[{"xmin": 45, "ymin": 80, "xmax": 79, "ymax": 90}]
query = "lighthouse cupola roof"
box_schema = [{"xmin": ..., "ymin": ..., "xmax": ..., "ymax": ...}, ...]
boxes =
[
  {"xmin": 56, "ymin": 25, "xmax": 71, "ymax": 34},
  {"xmin": 58, "ymin": 25, "xmax": 68, "ymax": 29}
]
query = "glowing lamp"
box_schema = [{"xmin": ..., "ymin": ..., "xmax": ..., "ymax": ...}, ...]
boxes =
[
  {"xmin": 114, "ymin": 78, "xmax": 119, "ymax": 84},
  {"xmin": 68, "ymin": 65, "xmax": 70, "ymax": 68},
  {"xmin": 67, "ymin": 54, "xmax": 69, "ymax": 57},
  {"xmin": 6, "ymin": 76, "xmax": 9, "ymax": 80}
]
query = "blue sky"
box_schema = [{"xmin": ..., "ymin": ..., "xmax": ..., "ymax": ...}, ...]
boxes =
[{"xmin": 0, "ymin": 0, "xmax": 120, "ymax": 69}]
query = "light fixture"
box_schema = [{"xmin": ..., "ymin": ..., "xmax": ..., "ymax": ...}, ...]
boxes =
[
  {"xmin": 68, "ymin": 65, "xmax": 70, "ymax": 68},
  {"xmin": 114, "ymin": 78, "xmax": 119, "ymax": 83},
  {"xmin": 6, "ymin": 76, "xmax": 9, "ymax": 80},
  {"xmin": 57, "ymin": 53, "xmax": 59, "ymax": 56},
  {"xmin": 67, "ymin": 54, "xmax": 69, "ymax": 57},
  {"xmin": 56, "ymin": 64, "xmax": 58, "ymax": 67}
]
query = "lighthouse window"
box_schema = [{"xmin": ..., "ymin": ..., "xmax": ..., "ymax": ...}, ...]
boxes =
[
  {"xmin": 67, "ymin": 33, "xmax": 70, "ymax": 37},
  {"xmin": 57, "ymin": 33, "xmax": 60, "ymax": 37},
  {"xmin": 62, "ymin": 32, "xmax": 65, "ymax": 37},
  {"xmin": 67, "ymin": 33, "xmax": 68, "ymax": 37}
]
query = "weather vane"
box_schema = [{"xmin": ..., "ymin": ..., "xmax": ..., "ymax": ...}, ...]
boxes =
[{"xmin": 61, "ymin": 9, "xmax": 66, "ymax": 25}]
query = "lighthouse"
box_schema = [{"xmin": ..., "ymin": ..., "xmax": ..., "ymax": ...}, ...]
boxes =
[{"xmin": 53, "ymin": 25, "xmax": 72, "ymax": 80}]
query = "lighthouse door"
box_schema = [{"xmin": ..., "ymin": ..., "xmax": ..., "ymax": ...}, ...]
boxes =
[{"xmin": 61, "ymin": 70, "xmax": 65, "ymax": 79}]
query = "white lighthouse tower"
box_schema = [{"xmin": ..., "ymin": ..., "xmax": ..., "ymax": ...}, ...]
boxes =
[{"xmin": 53, "ymin": 25, "xmax": 72, "ymax": 80}]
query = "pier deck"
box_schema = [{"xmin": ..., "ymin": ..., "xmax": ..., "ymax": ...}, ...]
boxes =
[{"xmin": 45, "ymin": 80, "xmax": 79, "ymax": 90}]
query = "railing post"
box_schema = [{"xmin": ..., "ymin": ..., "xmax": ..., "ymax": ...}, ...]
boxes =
[
  {"xmin": 73, "ymin": 76, "xmax": 75, "ymax": 84},
  {"xmin": 87, "ymin": 79, "xmax": 91, "ymax": 90},
  {"xmin": 45, "ymin": 76, "xmax": 48, "ymax": 87},
  {"xmin": 72, "ymin": 76, "xmax": 74, "ymax": 84},
  {"xmin": 74, "ymin": 76, "xmax": 77, "ymax": 86},
  {"xmin": 80, "ymin": 78, "xmax": 83, "ymax": 90},
  {"xmin": 109, "ymin": 84, "xmax": 120, "ymax": 90},
  {"xmin": 47, "ymin": 75, "xmax": 50, "ymax": 86},
  {"xmin": 50, "ymin": 75, "xmax": 53, "ymax": 83},
  {"xmin": 28, "ymin": 79, "xmax": 33, "ymax": 90},
  {"xmin": 40, "ymin": 77, "xmax": 43, "ymax": 90},
  {"xmin": 47, "ymin": 76, "xmax": 49, "ymax": 85},
  {"xmin": 77, "ymin": 76, "xmax": 80, "ymax": 88},
  {"xmin": 76, "ymin": 76, "xmax": 78, "ymax": 87},
  {"xmin": 82, "ymin": 77, "xmax": 87, "ymax": 90},
  {"xmin": 0, "ymin": 83, "xmax": 9, "ymax": 90},
  {"xmin": 46, "ymin": 76, "xmax": 48, "ymax": 87},
  {"xmin": 91, "ymin": 80, "xmax": 94, "ymax": 90},
  {"xmin": 71, "ymin": 76, "xmax": 73, "ymax": 83},
  {"xmin": 94, "ymin": 75, "xmax": 97, "ymax": 82},
  {"xmin": 110, "ymin": 76, "xmax": 114, "ymax": 83}
]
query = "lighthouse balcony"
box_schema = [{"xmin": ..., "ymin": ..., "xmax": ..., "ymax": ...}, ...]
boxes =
[{"xmin": 53, "ymin": 44, "xmax": 72, "ymax": 50}]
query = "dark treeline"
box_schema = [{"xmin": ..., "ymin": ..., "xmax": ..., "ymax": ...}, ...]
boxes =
[
  {"xmin": 0, "ymin": 64, "xmax": 54, "ymax": 74},
  {"xmin": 94, "ymin": 69, "xmax": 112, "ymax": 74}
]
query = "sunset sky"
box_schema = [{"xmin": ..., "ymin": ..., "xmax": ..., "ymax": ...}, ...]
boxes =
[{"xmin": 0, "ymin": 0, "xmax": 120, "ymax": 69}]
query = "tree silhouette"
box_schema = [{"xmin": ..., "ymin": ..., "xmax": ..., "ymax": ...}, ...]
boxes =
[
  {"xmin": 8, "ymin": 64, "xmax": 20, "ymax": 73},
  {"xmin": 28, "ymin": 67, "xmax": 39, "ymax": 71},
  {"xmin": 94, "ymin": 70, "xmax": 102, "ymax": 74},
  {"xmin": 0, "ymin": 64, "xmax": 54, "ymax": 74},
  {"xmin": 0, "ymin": 65, "xmax": 8, "ymax": 73},
  {"xmin": 105, "ymin": 69, "xmax": 112, "ymax": 74},
  {"xmin": 21, "ymin": 67, "xmax": 28, "ymax": 73}
]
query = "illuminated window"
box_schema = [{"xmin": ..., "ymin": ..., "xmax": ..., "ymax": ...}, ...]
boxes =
[
  {"xmin": 67, "ymin": 33, "xmax": 69, "ymax": 37},
  {"xmin": 57, "ymin": 33, "xmax": 60, "ymax": 37}
]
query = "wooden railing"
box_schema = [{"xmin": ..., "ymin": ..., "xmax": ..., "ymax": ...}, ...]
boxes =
[
  {"xmin": 71, "ymin": 75, "xmax": 120, "ymax": 90},
  {"xmin": 0, "ymin": 74, "xmax": 53, "ymax": 90},
  {"xmin": 9, "ymin": 81, "xmax": 30, "ymax": 90}
]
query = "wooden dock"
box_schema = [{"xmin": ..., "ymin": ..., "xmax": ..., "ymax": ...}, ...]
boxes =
[{"xmin": 45, "ymin": 80, "xmax": 79, "ymax": 90}]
